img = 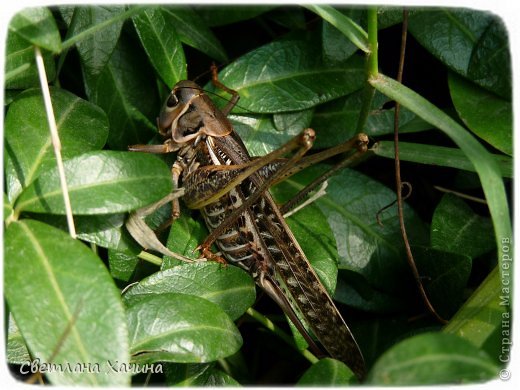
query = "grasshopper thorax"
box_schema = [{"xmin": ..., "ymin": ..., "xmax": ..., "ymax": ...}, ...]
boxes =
[{"xmin": 158, "ymin": 80, "xmax": 233, "ymax": 146}]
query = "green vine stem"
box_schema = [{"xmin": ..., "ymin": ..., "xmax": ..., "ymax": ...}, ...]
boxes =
[{"xmin": 355, "ymin": 7, "xmax": 378, "ymax": 133}]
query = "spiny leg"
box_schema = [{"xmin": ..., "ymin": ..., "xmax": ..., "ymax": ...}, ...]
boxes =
[
  {"xmin": 248, "ymin": 133, "xmax": 369, "ymax": 214},
  {"xmin": 280, "ymin": 133, "xmax": 369, "ymax": 214}
]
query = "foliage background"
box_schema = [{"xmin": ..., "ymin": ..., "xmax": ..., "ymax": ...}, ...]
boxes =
[{"xmin": 3, "ymin": 4, "xmax": 513, "ymax": 386}]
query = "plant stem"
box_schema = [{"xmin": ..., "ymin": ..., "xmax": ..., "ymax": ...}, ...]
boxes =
[
  {"xmin": 137, "ymin": 251, "xmax": 163, "ymax": 266},
  {"xmin": 355, "ymin": 7, "xmax": 378, "ymax": 133},
  {"xmin": 367, "ymin": 8, "xmax": 379, "ymax": 77},
  {"xmin": 246, "ymin": 307, "xmax": 319, "ymax": 364}
]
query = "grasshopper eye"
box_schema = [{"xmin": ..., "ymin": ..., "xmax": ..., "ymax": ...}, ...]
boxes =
[{"xmin": 166, "ymin": 92, "xmax": 179, "ymax": 108}]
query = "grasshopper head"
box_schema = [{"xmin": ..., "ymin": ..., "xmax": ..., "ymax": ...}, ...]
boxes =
[{"xmin": 158, "ymin": 80, "xmax": 232, "ymax": 145}]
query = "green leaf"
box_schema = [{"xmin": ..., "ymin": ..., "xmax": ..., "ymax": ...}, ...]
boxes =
[
  {"xmin": 273, "ymin": 109, "xmax": 313, "ymax": 134},
  {"xmin": 412, "ymin": 246, "xmax": 472, "ymax": 319},
  {"xmin": 297, "ymin": 358, "xmax": 356, "ymax": 385},
  {"xmin": 5, "ymin": 30, "xmax": 56, "ymax": 89},
  {"xmin": 311, "ymin": 90, "xmax": 430, "ymax": 148},
  {"xmin": 161, "ymin": 6, "xmax": 228, "ymax": 63},
  {"xmin": 7, "ymin": 315, "xmax": 31, "ymax": 364},
  {"xmin": 123, "ymin": 262, "xmax": 256, "ymax": 320},
  {"xmin": 108, "ymin": 249, "xmax": 139, "ymax": 282},
  {"xmin": 449, "ymin": 73, "xmax": 512, "ymax": 156},
  {"xmin": 321, "ymin": 17, "xmax": 359, "ymax": 65},
  {"xmin": 305, "ymin": 5, "xmax": 369, "ymax": 52},
  {"xmin": 15, "ymin": 151, "xmax": 173, "ymax": 215},
  {"xmin": 133, "ymin": 7, "xmax": 187, "ymax": 87},
  {"xmin": 276, "ymin": 165, "xmax": 428, "ymax": 293},
  {"xmin": 4, "ymin": 88, "xmax": 109, "ymax": 201},
  {"xmin": 66, "ymin": 6, "xmax": 125, "ymax": 85},
  {"xmin": 4, "ymin": 220, "xmax": 130, "ymax": 385},
  {"xmin": 126, "ymin": 293, "xmax": 242, "ymax": 363},
  {"xmin": 4, "ymin": 194, "xmax": 14, "ymax": 222},
  {"xmin": 443, "ymin": 266, "xmax": 510, "ymax": 364},
  {"xmin": 431, "ymin": 194, "xmax": 495, "ymax": 259},
  {"xmin": 164, "ymin": 209, "xmax": 209, "ymax": 266},
  {"xmin": 369, "ymin": 73, "xmax": 512, "ymax": 275},
  {"xmin": 214, "ymin": 39, "xmax": 365, "ymax": 113},
  {"xmin": 372, "ymin": 141, "xmax": 513, "ymax": 178},
  {"xmin": 31, "ymin": 213, "xmax": 140, "ymax": 252},
  {"xmin": 9, "ymin": 7, "xmax": 61, "ymax": 53},
  {"xmin": 231, "ymin": 114, "xmax": 302, "ymax": 155},
  {"xmin": 408, "ymin": 10, "xmax": 492, "ymax": 78},
  {"xmin": 467, "ymin": 19, "xmax": 511, "ymax": 98},
  {"xmin": 165, "ymin": 363, "xmax": 240, "ymax": 386},
  {"xmin": 89, "ymin": 31, "xmax": 159, "ymax": 149},
  {"xmin": 367, "ymin": 332, "xmax": 499, "ymax": 384}
]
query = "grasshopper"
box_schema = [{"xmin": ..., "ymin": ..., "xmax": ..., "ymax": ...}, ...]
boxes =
[{"xmin": 126, "ymin": 68, "xmax": 369, "ymax": 378}]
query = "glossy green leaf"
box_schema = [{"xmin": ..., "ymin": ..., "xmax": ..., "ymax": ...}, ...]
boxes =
[
  {"xmin": 231, "ymin": 114, "xmax": 302, "ymax": 155},
  {"xmin": 377, "ymin": 7, "xmax": 405, "ymax": 29},
  {"xmin": 214, "ymin": 39, "xmax": 365, "ymax": 113},
  {"xmin": 161, "ymin": 6, "xmax": 227, "ymax": 63},
  {"xmin": 409, "ymin": 10, "xmax": 510, "ymax": 98},
  {"xmin": 15, "ymin": 151, "xmax": 172, "ymax": 215},
  {"xmin": 273, "ymin": 109, "xmax": 313, "ymax": 134},
  {"xmin": 412, "ymin": 246, "xmax": 472, "ymax": 319},
  {"xmin": 305, "ymin": 5, "xmax": 369, "ymax": 52},
  {"xmin": 367, "ymin": 332, "xmax": 499, "ymax": 384},
  {"xmin": 443, "ymin": 266, "xmax": 510, "ymax": 364},
  {"xmin": 449, "ymin": 73, "xmax": 512, "ymax": 156},
  {"xmin": 321, "ymin": 18, "xmax": 359, "ymax": 65},
  {"xmin": 4, "ymin": 88, "xmax": 109, "ymax": 201},
  {"xmin": 126, "ymin": 293, "xmax": 242, "ymax": 363},
  {"xmin": 372, "ymin": 141, "xmax": 513, "ymax": 178},
  {"xmin": 7, "ymin": 315, "xmax": 31, "ymax": 364},
  {"xmin": 165, "ymin": 363, "xmax": 240, "ymax": 386},
  {"xmin": 65, "ymin": 6, "xmax": 125, "ymax": 86},
  {"xmin": 4, "ymin": 220, "xmax": 130, "ymax": 385},
  {"xmin": 276, "ymin": 165, "xmax": 428, "ymax": 293},
  {"xmin": 164, "ymin": 210, "xmax": 209, "ymax": 266},
  {"xmin": 408, "ymin": 10, "xmax": 492, "ymax": 78},
  {"xmin": 123, "ymin": 262, "xmax": 256, "ymax": 320},
  {"xmin": 311, "ymin": 91, "xmax": 430, "ymax": 148},
  {"xmin": 31, "ymin": 213, "xmax": 140, "ymax": 252},
  {"xmin": 89, "ymin": 32, "xmax": 159, "ymax": 149},
  {"xmin": 5, "ymin": 30, "xmax": 56, "ymax": 89},
  {"xmin": 108, "ymin": 249, "xmax": 140, "ymax": 282},
  {"xmin": 4, "ymin": 194, "xmax": 14, "ymax": 222},
  {"xmin": 431, "ymin": 194, "xmax": 495, "ymax": 259},
  {"xmin": 9, "ymin": 7, "xmax": 61, "ymax": 53},
  {"xmin": 297, "ymin": 358, "xmax": 356, "ymax": 385},
  {"xmin": 133, "ymin": 7, "xmax": 187, "ymax": 87},
  {"xmin": 370, "ymin": 73, "xmax": 512, "ymax": 272},
  {"xmin": 467, "ymin": 19, "xmax": 511, "ymax": 98}
]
